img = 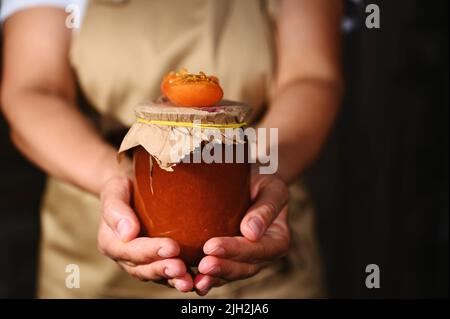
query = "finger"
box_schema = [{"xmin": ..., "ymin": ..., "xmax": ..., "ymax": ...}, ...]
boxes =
[
  {"xmin": 198, "ymin": 256, "xmax": 264, "ymax": 281},
  {"xmin": 203, "ymin": 211, "xmax": 289, "ymax": 263},
  {"xmin": 98, "ymin": 222, "xmax": 180, "ymax": 264},
  {"xmin": 194, "ymin": 274, "xmax": 226, "ymax": 296},
  {"xmin": 168, "ymin": 273, "xmax": 195, "ymax": 292},
  {"xmin": 241, "ymin": 176, "xmax": 289, "ymax": 241},
  {"xmin": 118, "ymin": 258, "xmax": 187, "ymax": 282},
  {"xmin": 100, "ymin": 176, "xmax": 140, "ymax": 242}
]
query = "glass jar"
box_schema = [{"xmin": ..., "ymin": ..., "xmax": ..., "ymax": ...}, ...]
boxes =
[
  {"xmin": 119, "ymin": 100, "xmax": 252, "ymax": 266},
  {"xmin": 133, "ymin": 145, "xmax": 250, "ymax": 266}
]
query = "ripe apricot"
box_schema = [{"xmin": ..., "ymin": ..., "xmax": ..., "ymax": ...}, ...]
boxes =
[{"xmin": 161, "ymin": 70, "xmax": 223, "ymax": 107}]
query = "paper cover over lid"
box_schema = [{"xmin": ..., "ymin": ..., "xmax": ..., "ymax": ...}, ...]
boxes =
[{"xmin": 118, "ymin": 98, "xmax": 251, "ymax": 171}]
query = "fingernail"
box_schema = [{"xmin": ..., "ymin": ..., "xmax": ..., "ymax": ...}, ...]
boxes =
[
  {"xmin": 247, "ymin": 217, "xmax": 264, "ymax": 238},
  {"xmin": 121, "ymin": 260, "xmax": 136, "ymax": 267},
  {"xmin": 174, "ymin": 280, "xmax": 189, "ymax": 292},
  {"xmin": 117, "ymin": 219, "xmax": 131, "ymax": 241},
  {"xmin": 196, "ymin": 277, "xmax": 208, "ymax": 291},
  {"xmin": 205, "ymin": 265, "xmax": 220, "ymax": 276},
  {"xmin": 158, "ymin": 247, "xmax": 177, "ymax": 258},
  {"xmin": 164, "ymin": 267, "xmax": 179, "ymax": 278},
  {"xmin": 205, "ymin": 246, "xmax": 225, "ymax": 256},
  {"xmin": 198, "ymin": 287, "xmax": 211, "ymax": 296}
]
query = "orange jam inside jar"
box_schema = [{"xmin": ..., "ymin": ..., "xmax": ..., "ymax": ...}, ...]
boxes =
[{"xmin": 133, "ymin": 143, "xmax": 250, "ymax": 266}]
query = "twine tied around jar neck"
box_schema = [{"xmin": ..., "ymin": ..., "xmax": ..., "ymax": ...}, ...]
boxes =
[{"xmin": 136, "ymin": 118, "xmax": 247, "ymax": 130}]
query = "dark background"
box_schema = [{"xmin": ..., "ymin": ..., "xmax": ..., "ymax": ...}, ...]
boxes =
[{"xmin": 0, "ymin": 0, "xmax": 448, "ymax": 298}]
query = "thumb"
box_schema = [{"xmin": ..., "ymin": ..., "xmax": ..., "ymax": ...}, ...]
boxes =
[
  {"xmin": 100, "ymin": 176, "xmax": 140, "ymax": 242},
  {"xmin": 241, "ymin": 175, "xmax": 289, "ymax": 241}
]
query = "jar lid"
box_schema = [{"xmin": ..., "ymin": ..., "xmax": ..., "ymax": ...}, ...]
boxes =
[
  {"xmin": 119, "ymin": 98, "xmax": 252, "ymax": 171},
  {"xmin": 134, "ymin": 96, "xmax": 251, "ymax": 126}
]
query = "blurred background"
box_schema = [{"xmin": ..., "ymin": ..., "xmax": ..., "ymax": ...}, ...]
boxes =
[{"xmin": 0, "ymin": 0, "xmax": 448, "ymax": 298}]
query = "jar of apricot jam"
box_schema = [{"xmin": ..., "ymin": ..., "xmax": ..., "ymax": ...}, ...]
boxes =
[
  {"xmin": 119, "ymin": 99, "xmax": 251, "ymax": 266},
  {"xmin": 133, "ymin": 143, "xmax": 250, "ymax": 266}
]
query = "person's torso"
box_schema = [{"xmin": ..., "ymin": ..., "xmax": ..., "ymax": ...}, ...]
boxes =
[
  {"xmin": 70, "ymin": 0, "xmax": 277, "ymax": 126},
  {"xmin": 38, "ymin": 0, "xmax": 325, "ymax": 299}
]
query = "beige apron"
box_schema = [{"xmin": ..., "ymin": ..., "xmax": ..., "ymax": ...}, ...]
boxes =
[{"xmin": 37, "ymin": 0, "xmax": 324, "ymax": 298}]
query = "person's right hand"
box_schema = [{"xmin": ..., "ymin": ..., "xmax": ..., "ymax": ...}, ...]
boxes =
[{"xmin": 98, "ymin": 174, "xmax": 194, "ymax": 292}]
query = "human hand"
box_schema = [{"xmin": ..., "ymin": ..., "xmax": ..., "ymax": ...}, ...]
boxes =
[
  {"xmin": 194, "ymin": 170, "xmax": 290, "ymax": 295},
  {"xmin": 97, "ymin": 172, "xmax": 194, "ymax": 292}
]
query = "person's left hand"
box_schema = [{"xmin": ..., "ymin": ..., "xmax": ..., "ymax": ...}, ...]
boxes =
[{"xmin": 193, "ymin": 170, "xmax": 290, "ymax": 296}]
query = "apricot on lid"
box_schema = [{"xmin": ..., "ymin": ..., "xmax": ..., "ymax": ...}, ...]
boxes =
[{"xmin": 161, "ymin": 69, "xmax": 224, "ymax": 107}]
